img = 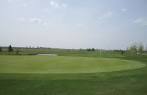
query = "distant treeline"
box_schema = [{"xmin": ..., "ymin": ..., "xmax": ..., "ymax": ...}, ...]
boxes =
[{"xmin": 0, "ymin": 44, "xmax": 147, "ymax": 57}]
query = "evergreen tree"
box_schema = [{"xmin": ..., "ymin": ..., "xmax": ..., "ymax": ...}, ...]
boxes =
[
  {"xmin": 92, "ymin": 48, "xmax": 95, "ymax": 51},
  {"xmin": 8, "ymin": 45, "xmax": 13, "ymax": 52}
]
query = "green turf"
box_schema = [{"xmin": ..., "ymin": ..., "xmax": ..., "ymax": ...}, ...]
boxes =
[
  {"xmin": 0, "ymin": 55, "xmax": 147, "ymax": 95},
  {"xmin": 0, "ymin": 55, "xmax": 145, "ymax": 73}
]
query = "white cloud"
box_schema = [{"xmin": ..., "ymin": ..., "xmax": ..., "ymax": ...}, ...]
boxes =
[
  {"xmin": 49, "ymin": 1, "xmax": 67, "ymax": 8},
  {"xmin": 42, "ymin": 21, "xmax": 49, "ymax": 26},
  {"xmin": 98, "ymin": 11, "xmax": 113, "ymax": 20},
  {"xmin": 50, "ymin": 1, "xmax": 59, "ymax": 8},
  {"xmin": 29, "ymin": 17, "xmax": 42, "ymax": 24},
  {"xmin": 17, "ymin": 17, "xmax": 49, "ymax": 25},
  {"xmin": 133, "ymin": 18, "xmax": 147, "ymax": 26},
  {"xmin": 121, "ymin": 8, "xmax": 127, "ymax": 12}
]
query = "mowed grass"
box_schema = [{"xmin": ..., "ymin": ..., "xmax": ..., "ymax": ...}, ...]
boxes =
[
  {"xmin": 0, "ymin": 55, "xmax": 145, "ymax": 73},
  {"xmin": 0, "ymin": 55, "xmax": 147, "ymax": 95}
]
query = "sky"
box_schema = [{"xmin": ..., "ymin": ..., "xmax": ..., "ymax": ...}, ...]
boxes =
[{"xmin": 0, "ymin": 0, "xmax": 147, "ymax": 49}]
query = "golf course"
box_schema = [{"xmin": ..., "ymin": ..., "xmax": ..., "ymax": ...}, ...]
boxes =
[
  {"xmin": 0, "ymin": 55, "xmax": 145, "ymax": 73},
  {"xmin": 0, "ymin": 54, "xmax": 147, "ymax": 95},
  {"xmin": 0, "ymin": 0, "xmax": 147, "ymax": 94}
]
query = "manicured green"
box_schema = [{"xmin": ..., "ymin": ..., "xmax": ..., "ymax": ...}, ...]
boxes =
[
  {"xmin": 0, "ymin": 55, "xmax": 147, "ymax": 95},
  {"xmin": 0, "ymin": 55, "xmax": 145, "ymax": 73}
]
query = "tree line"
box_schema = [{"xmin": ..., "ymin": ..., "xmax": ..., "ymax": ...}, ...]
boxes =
[
  {"xmin": 127, "ymin": 43, "xmax": 144, "ymax": 55},
  {"xmin": 0, "ymin": 43, "xmax": 146, "ymax": 55},
  {"xmin": 0, "ymin": 45, "xmax": 14, "ymax": 52}
]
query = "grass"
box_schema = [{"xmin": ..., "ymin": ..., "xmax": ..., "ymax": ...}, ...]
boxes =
[
  {"xmin": 0, "ymin": 55, "xmax": 147, "ymax": 95},
  {"xmin": 0, "ymin": 55, "xmax": 145, "ymax": 73}
]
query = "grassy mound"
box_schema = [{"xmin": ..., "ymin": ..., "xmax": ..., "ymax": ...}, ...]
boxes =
[{"xmin": 0, "ymin": 55, "xmax": 145, "ymax": 73}]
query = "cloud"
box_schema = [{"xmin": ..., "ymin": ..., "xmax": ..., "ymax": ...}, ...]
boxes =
[
  {"xmin": 42, "ymin": 21, "xmax": 49, "ymax": 26},
  {"xmin": 17, "ymin": 17, "xmax": 49, "ymax": 25},
  {"xmin": 98, "ymin": 11, "xmax": 113, "ymax": 20},
  {"xmin": 50, "ymin": 1, "xmax": 59, "ymax": 8},
  {"xmin": 133, "ymin": 18, "xmax": 147, "ymax": 26},
  {"xmin": 29, "ymin": 17, "xmax": 42, "ymax": 24},
  {"xmin": 121, "ymin": 8, "xmax": 127, "ymax": 12},
  {"xmin": 49, "ymin": 1, "xmax": 67, "ymax": 8}
]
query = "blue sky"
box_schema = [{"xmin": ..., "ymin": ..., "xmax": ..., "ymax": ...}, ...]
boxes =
[{"xmin": 0, "ymin": 0, "xmax": 147, "ymax": 49}]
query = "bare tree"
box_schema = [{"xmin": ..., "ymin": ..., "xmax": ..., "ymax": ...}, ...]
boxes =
[
  {"xmin": 128, "ymin": 43, "xmax": 144, "ymax": 55},
  {"xmin": 128, "ymin": 44, "xmax": 137, "ymax": 55},
  {"xmin": 138, "ymin": 44, "xmax": 144, "ymax": 55}
]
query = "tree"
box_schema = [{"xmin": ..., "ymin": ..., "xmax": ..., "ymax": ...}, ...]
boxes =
[
  {"xmin": 138, "ymin": 44, "xmax": 144, "ymax": 55},
  {"xmin": 0, "ymin": 48, "xmax": 1, "ymax": 52},
  {"xmin": 128, "ymin": 44, "xmax": 137, "ymax": 55},
  {"xmin": 8, "ymin": 45, "xmax": 13, "ymax": 52},
  {"xmin": 127, "ymin": 43, "xmax": 145, "ymax": 55},
  {"xmin": 120, "ymin": 50, "xmax": 125, "ymax": 55},
  {"xmin": 91, "ymin": 48, "xmax": 95, "ymax": 51},
  {"xmin": 87, "ymin": 48, "xmax": 91, "ymax": 51},
  {"xmin": 15, "ymin": 49, "xmax": 20, "ymax": 55}
]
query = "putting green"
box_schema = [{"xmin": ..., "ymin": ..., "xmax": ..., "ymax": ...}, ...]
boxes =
[{"xmin": 0, "ymin": 55, "xmax": 145, "ymax": 73}]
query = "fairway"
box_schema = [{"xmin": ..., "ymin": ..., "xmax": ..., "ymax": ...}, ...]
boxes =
[{"xmin": 0, "ymin": 55, "xmax": 145, "ymax": 73}]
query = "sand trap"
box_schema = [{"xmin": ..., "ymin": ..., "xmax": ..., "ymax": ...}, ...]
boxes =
[{"xmin": 37, "ymin": 54, "xmax": 58, "ymax": 56}]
